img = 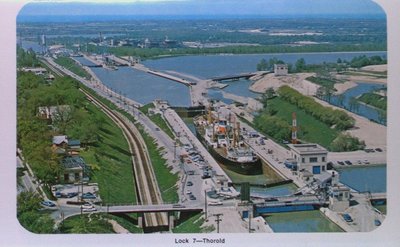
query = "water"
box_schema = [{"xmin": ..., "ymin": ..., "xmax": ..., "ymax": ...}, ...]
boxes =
[
  {"xmin": 337, "ymin": 165, "xmax": 386, "ymax": 193},
  {"xmin": 143, "ymin": 52, "xmax": 387, "ymax": 79},
  {"xmin": 327, "ymin": 83, "xmax": 386, "ymax": 124},
  {"xmin": 73, "ymin": 56, "xmax": 98, "ymax": 66},
  {"xmin": 144, "ymin": 52, "xmax": 386, "ymax": 110},
  {"xmin": 265, "ymin": 210, "xmax": 343, "ymax": 232},
  {"xmin": 235, "ymin": 183, "xmax": 298, "ymax": 198},
  {"xmin": 90, "ymin": 66, "xmax": 191, "ymax": 106},
  {"xmin": 19, "ymin": 40, "xmax": 44, "ymax": 53}
]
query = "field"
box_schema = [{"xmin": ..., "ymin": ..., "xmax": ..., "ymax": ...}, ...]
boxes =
[{"xmin": 259, "ymin": 97, "xmax": 339, "ymax": 149}]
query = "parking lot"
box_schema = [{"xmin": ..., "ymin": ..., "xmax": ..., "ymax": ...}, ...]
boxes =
[{"xmin": 51, "ymin": 183, "xmax": 101, "ymax": 205}]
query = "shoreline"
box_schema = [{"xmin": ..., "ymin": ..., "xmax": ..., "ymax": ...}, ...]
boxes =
[{"xmin": 142, "ymin": 50, "xmax": 387, "ymax": 61}]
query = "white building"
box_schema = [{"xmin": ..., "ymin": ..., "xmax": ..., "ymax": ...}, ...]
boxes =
[
  {"xmin": 274, "ymin": 64, "xmax": 288, "ymax": 76},
  {"xmin": 328, "ymin": 185, "xmax": 350, "ymax": 212},
  {"xmin": 287, "ymin": 143, "xmax": 328, "ymax": 175}
]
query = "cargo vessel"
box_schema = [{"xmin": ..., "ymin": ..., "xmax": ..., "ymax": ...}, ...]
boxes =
[{"xmin": 194, "ymin": 107, "xmax": 262, "ymax": 175}]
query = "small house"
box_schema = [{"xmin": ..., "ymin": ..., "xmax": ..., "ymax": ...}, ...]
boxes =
[
  {"xmin": 274, "ymin": 64, "xmax": 288, "ymax": 76},
  {"xmin": 61, "ymin": 156, "xmax": 89, "ymax": 183}
]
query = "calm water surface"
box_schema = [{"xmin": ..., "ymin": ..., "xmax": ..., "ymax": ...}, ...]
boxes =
[
  {"xmin": 265, "ymin": 210, "xmax": 343, "ymax": 232},
  {"xmin": 327, "ymin": 83, "xmax": 386, "ymax": 124},
  {"xmin": 90, "ymin": 66, "xmax": 191, "ymax": 106},
  {"xmin": 337, "ymin": 165, "xmax": 386, "ymax": 193}
]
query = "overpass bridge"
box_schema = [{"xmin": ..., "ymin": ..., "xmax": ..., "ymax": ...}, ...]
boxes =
[{"xmin": 102, "ymin": 203, "xmax": 203, "ymax": 230}]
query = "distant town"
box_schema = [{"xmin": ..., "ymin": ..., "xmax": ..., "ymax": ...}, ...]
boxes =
[{"xmin": 17, "ymin": 2, "xmax": 387, "ymax": 235}]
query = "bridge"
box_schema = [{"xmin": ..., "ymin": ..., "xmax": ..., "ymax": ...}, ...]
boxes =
[
  {"xmin": 210, "ymin": 72, "xmax": 265, "ymax": 82},
  {"xmin": 103, "ymin": 203, "xmax": 203, "ymax": 214},
  {"xmin": 253, "ymin": 195, "xmax": 327, "ymax": 215}
]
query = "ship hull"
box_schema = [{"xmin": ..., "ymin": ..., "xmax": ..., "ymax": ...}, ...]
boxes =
[{"xmin": 195, "ymin": 127, "xmax": 262, "ymax": 175}]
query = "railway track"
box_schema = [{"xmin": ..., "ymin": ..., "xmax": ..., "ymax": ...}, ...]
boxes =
[{"xmin": 80, "ymin": 88, "xmax": 167, "ymax": 227}]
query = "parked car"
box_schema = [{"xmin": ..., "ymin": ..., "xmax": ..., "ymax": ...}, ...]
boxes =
[
  {"xmin": 186, "ymin": 181, "xmax": 193, "ymax": 186},
  {"xmin": 66, "ymin": 192, "xmax": 78, "ymax": 198},
  {"xmin": 342, "ymin": 213, "xmax": 353, "ymax": 222},
  {"xmin": 186, "ymin": 190, "xmax": 192, "ymax": 194},
  {"xmin": 189, "ymin": 195, "xmax": 197, "ymax": 200},
  {"xmin": 337, "ymin": 161, "xmax": 345, "ymax": 166},
  {"xmin": 344, "ymin": 160, "xmax": 352, "ymax": 165},
  {"xmin": 41, "ymin": 201, "xmax": 56, "ymax": 207},
  {"xmin": 208, "ymin": 201, "xmax": 223, "ymax": 206},
  {"xmin": 82, "ymin": 192, "xmax": 96, "ymax": 199},
  {"xmin": 375, "ymin": 148, "xmax": 383, "ymax": 152}
]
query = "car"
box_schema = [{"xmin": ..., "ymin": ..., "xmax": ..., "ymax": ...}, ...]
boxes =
[
  {"xmin": 208, "ymin": 201, "xmax": 223, "ymax": 206},
  {"xmin": 82, "ymin": 206, "xmax": 97, "ymax": 212},
  {"xmin": 82, "ymin": 192, "xmax": 96, "ymax": 199},
  {"xmin": 155, "ymin": 127, "xmax": 160, "ymax": 131},
  {"xmin": 41, "ymin": 201, "xmax": 56, "ymax": 207},
  {"xmin": 375, "ymin": 148, "xmax": 383, "ymax": 152},
  {"xmin": 66, "ymin": 192, "xmax": 78, "ymax": 198},
  {"xmin": 187, "ymin": 181, "xmax": 193, "ymax": 186},
  {"xmin": 81, "ymin": 203, "xmax": 94, "ymax": 209},
  {"xmin": 186, "ymin": 190, "xmax": 192, "ymax": 194},
  {"xmin": 189, "ymin": 195, "xmax": 197, "ymax": 200},
  {"xmin": 337, "ymin": 161, "xmax": 345, "ymax": 166},
  {"xmin": 187, "ymin": 170, "xmax": 195, "ymax": 175},
  {"xmin": 374, "ymin": 219, "xmax": 381, "ymax": 226},
  {"xmin": 344, "ymin": 160, "xmax": 352, "ymax": 165},
  {"xmin": 342, "ymin": 213, "xmax": 353, "ymax": 222}
]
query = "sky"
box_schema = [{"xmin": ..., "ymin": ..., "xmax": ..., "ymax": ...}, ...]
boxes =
[{"xmin": 17, "ymin": 0, "xmax": 386, "ymax": 21}]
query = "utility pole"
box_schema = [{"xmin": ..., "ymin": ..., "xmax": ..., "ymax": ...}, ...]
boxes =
[
  {"xmin": 204, "ymin": 190, "xmax": 208, "ymax": 221},
  {"xmin": 213, "ymin": 213, "xmax": 223, "ymax": 233}
]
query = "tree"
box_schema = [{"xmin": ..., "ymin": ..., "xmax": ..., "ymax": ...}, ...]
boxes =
[
  {"xmin": 295, "ymin": 58, "xmax": 306, "ymax": 72},
  {"xmin": 17, "ymin": 191, "xmax": 55, "ymax": 233},
  {"xmin": 256, "ymin": 59, "xmax": 268, "ymax": 71}
]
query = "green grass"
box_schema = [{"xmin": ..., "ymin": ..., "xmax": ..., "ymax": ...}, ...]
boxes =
[
  {"xmin": 358, "ymin": 92, "xmax": 387, "ymax": 111},
  {"xmin": 135, "ymin": 124, "xmax": 179, "ymax": 203},
  {"xmin": 107, "ymin": 214, "xmax": 143, "ymax": 233},
  {"xmin": 306, "ymin": 76, "xmax": 340, "ymax": 90},
  {"xmin": 79, "ymin": 102, "xmax": 137, "ymax": 205},
  {"xmin": 54, "ymin": 56, "xmax": 91, "ymax": 79},
  {"xmin": 267, "ymin": 98, "xmax": 339, "ymax": 149},
  {"xmin": 60, "ymin": 214, "xmax": 114, "ymax": 233},
  {"xmin": 173, "ymin": 213, "xmax": 214, "ymax": 233},
  {"xmin": 140, "ymin": 103, "xmax": 175, "ymax": 139},
  {"xmin": 139, "ymin": 103, "xmax": 154, "ymax": 114}
]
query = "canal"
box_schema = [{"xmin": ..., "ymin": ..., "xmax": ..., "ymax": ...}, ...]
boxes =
[
  {"xmin": 265, "ymin": 210, "xmax": 344, "ymax": 232},
  {"xmin": 325, "ymin": 83, "xmax": 386, "ymax": 125}
]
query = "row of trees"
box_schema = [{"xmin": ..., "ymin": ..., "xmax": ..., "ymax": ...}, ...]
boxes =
[
  {"xmin": 330, "ymin": 133, "xmax": 366, "ymax": 152},
  {"xmin": 254, "ymin": 114, "xmax": 291, "ymax": 142},
  {"xmin": 89, "ymin": 42, "xmax": 386, "ymax": 60},
  {"xmin": 278, "ymin": 86, "xmax": 355, "ymax": 130}
]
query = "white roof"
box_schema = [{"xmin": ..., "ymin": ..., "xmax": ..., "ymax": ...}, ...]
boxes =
[{"xmin": 52, "ymin": 135, "xmax": 68, "ymax": 145}]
